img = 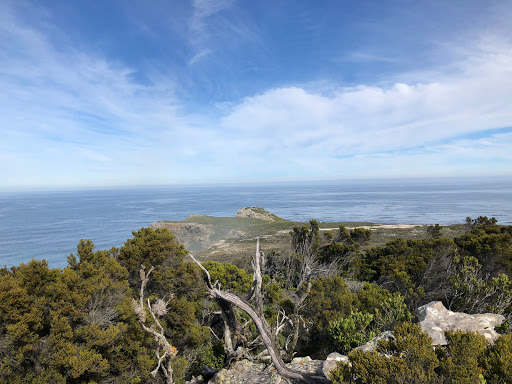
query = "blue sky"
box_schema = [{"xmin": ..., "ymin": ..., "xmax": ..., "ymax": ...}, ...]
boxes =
[{"xmin": 1, "ymin": 0, "xmax": 512, "ymax": 189}]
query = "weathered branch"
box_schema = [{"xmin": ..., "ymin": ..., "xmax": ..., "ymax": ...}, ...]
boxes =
[
  {"xmin": 134, "ymin": 265, "xmax": 177, "ymax": 384},
  {"xmin": 189, "ymin": 253, "xmax": 329, "ymax": 384},
  {"xmin": 247, "ymin": 238, "xmax": 264, "ymax": 316},
  {"xmin": 218, "ymin": 302, "xmax": 236, "ymax": 356},
  {"xmin": 288, "ymin": 279, "xmax": 312, "ymax": 354}
]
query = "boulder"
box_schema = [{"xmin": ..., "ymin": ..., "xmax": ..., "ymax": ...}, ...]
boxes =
[
  {"xmin": 207, "ymin": 357, "xmax": 325, "ymax": 384},
  {"xmin": 185, "ymin": 375, "xmax": 204, "ymax": 384},
  {"xmin": 354, "ymin": 331, "xmax": 395, "ymax": 352},
  {"xmin": 288, "ymin": 356, "xmax": 324, "ymax": 376},
  {"xmin": 208, "ymin": 360, "xmax": 277, "ymax": 384},
  {"xmin": 416, "ymin": 301, "xmax": 505, "ymax": 345},
  {"xmin": 322, "ymin": 352, "xmax": 349, "ymax": 378}
]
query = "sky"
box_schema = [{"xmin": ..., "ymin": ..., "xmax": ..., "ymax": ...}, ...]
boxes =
[{"xmin": 1, "ymin": 0, "xmax": 512, "ymax": 190}]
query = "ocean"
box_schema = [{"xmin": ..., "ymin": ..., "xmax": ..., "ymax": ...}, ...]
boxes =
[{"xmin": 1, "ymin": 177, "xmax": 511, "ymax": 269}]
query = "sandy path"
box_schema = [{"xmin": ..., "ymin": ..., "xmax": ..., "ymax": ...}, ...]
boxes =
[
  {"xmin": 276, "ymin": 224, "xmax": 420, "ymax": 235},
  {"xmin": 319, "ymin": 224, "xmax": 421, "ymax": 231}
]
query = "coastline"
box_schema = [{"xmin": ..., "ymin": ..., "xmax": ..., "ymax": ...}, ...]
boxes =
[{"xmin": 152, "ymin": 207, "xmax": 467, "ymax": 264}]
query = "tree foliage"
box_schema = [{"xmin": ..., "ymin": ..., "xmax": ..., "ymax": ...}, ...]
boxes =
[
  {"xmin": 328, "ymin": 310, "xmax": 378, "ymax": 354},
  {"xmin": 0, "ymin": 248, "xmax": 151, "ymax": 383},
  {"xmin": 0, "ymin": 229, "xmax": 211, "ymax": 383},
  {"xmin": 330, "ymin": 322, "xmax": 440, "ymax": 384},
  {"xmin": 427, "ymin": 224, "xmax": 443, "ymax": 239},
  {"xmin": 2, "ymin": 216, "xmax": 512, "ymax": 382}
]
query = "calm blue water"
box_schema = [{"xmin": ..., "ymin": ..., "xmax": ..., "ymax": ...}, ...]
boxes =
[{"xmin": 1, "ymin": 177, "xmax": 511, "ymax": 269}]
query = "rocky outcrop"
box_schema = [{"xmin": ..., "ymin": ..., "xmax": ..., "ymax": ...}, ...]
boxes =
[
  {"xmin": 354, "ymin": 331, "xmax": 395, "ymax": 353},
  {"xmin": 236, "ymin": 207, "xmax": 284, "ymax": 222},
  {"xmin": 151, "ymin": 221, "xmax": 216, "ymax": 252},
  {"xmin": 188, "ymin": 303, "xmax": 507, "ymax": 383},
  {"xmin": 152, "ymin": 220, "xmax": 249, "ymax": 253},
  {"xmin": 206, "ymin": 357, "xmax": 324, "ymax": 384},
  {"xmin": 208, "ymin": 360, "xmax": 277, "ymax": 384},
  {"xmin": 416, "ymin": 301, "xmax": 505, "ymax": 345},
  {"xmin": 151, "ymin": 207, "xmax": 285, "ymax": 254},
  {"xmin": 322, "ymin": 353, "xmax": 349, "ymax": 379}
]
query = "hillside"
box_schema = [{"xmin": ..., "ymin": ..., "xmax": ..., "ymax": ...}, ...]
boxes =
[{"xmin": 152, "ymin": 206, "xmax": 466, "ymax": 264}]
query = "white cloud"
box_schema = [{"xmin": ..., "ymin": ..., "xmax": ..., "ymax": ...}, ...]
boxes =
[
  {"xmin": 188, "ymin": 0, "xmax": 235, "ymax": 51},
  {"xmin": 187, "ymin": 0, "xmax": 261, "ymax": 65},
  {"xmin": 219, "ymin": 37, "xmax": 512, "ymax": 161},
  {"xmin": 190, "ymin": 0, "xmax": 235, "ymax": 31},
  {"xmin": 0, "ymin": 2, "xmax": 194, "ymax": 188},
  {"xmin": 1, "ymin": 1, "xmax": 512, "ymax": 188},
  {"xmin": 336, "ymin": 51, "xmax": 399, "ymax": 63},
  {"xmin": 188, "ymin": 48, "xmax": 212, "ymax": 65}
]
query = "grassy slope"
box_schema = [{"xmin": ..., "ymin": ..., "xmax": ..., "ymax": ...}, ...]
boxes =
[{"xmin": 153, "ymin": 208, "xmax": 467, "ymax": 268}]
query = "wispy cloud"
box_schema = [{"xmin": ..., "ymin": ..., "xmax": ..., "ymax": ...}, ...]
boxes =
[
  {"xmin": 1, "ymin": 1, "xmax": 512, "ymax": 188},
  {"xmin": 0, "ymin": 2, "xmax": 191, "ymax": 187},
  {"xmin": 188, "ymin": 48, "xmax": 212, "ymax": 65},
  {"xmin": 190, "ymin": 0, "xmax": 235, "ymax": 34},
  {"xmin": 187, "ymin": 0, "xmax": 235, "ymax": 64},
  {"xmin": 336, "ymin": 51, "xmax": 399, "ymax": 63},
  {"xmin": 340, "ymin": 130, "xmax": 512, "ymax": 179},
  {"xmin": 186, "ymin": 0, "xmax": 262, "ymax": 66}
]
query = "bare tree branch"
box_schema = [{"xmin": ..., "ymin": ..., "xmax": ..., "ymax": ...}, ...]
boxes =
[
  {"xmin": 247, "ymin": 238, "xmax": 264, "ymax": 316},
  {"xmin": 189, "ymin": 252, "xmax": 329, "ymax": 384},
  {"xmin": 133, "ymin": 265, "xmax": 177, "ymax": 384}
]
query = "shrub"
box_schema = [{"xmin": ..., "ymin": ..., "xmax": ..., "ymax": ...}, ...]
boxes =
[
  {"xmin": 438, "ymin": 330, "xmax": 488, "ymax": 384},
  {"xmin": 374, "ymin": 293, "xmax": 413, "ymax": 331},
  {"xmin": 350, "ymin": 228, "xmax": 372, "ymax": 245},
  {"xmin": 328, "ymin": 310, "xmax": 378, "ymax": 354},
  {"xmin": 481, "ymin": 333, "xmax": 512, "ymax": 383},
  {"xmin": 332, "ymin": 322, "xmax": 440, "ymax": 384}
]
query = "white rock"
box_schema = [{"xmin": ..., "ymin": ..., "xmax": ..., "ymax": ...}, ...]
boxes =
[{"xmin": 416, "ymin": 301, "xmax": 505, "ymax": 345}]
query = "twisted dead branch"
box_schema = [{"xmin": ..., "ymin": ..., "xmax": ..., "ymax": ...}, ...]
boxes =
[{"xmin": 189, "ymin": 243, "xmax": 329, "ymax": 384}]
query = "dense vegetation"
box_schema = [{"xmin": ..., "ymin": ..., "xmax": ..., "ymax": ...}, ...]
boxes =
[{"xmin": 1, "ymin": 217, "xmax": 511, "ymax": 383}]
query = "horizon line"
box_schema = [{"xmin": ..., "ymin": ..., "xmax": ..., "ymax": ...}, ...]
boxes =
[{"xmin": 2, "ymin": 174, "xmax": 511, "ymax": 194}]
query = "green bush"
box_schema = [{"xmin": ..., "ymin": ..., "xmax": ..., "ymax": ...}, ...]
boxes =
[
  {"xmin": 329, "ymin": 310, "xmax": 378, "ymax": 354},
  {"xmin": 329, "ymin": 350, "xmax": 392, "ymax": 384},
  {"xmin": 331, "ymin": 322, "xmax": 440, "ymax": 384},
  {"xmin": 438, "ymin": 330, "xmax": 488, "ymax": 384},
  {"xmin": 171, "ymin": 356, "xmax": 189, "ymax": 383},
  {"xmin": 350, "ymin": 227, "xmax": 372, "ymax": 245},
  {"xmin": 481, "ymin": 333, "xmax": 512, "ymax": 383},
  {"xmin": 190, "ymin": 342, "xmax": 226, "ymax": 375},
  {"xmin": 203, "ymin": 261, "xmax": 252, "ymax": 294},
  {"xmin": 374, "ymin": 293, "xmax": 413, "ymax": 330}
]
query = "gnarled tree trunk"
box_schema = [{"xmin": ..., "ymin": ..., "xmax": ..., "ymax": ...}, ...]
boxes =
[{"xmin": 189, "ymin": 250, "xmax": 329, "ymax": 384}]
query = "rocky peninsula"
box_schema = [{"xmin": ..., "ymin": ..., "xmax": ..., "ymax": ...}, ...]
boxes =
[{"xmin": 152, "ymin": 206, "xmax": 465, "ymax": 264}]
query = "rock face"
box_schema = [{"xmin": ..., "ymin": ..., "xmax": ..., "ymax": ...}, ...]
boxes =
[
  {"xmin": 151, "ymin": 221, "xmax": 216, "ymax": 252},
  {"xmin": 416, "ymin": 301, "xmax": 505, "ymax": 345},
  {"xmin": 207, "ymin": 357, "xmax": 324, "ymax": 384},
  {"xmin": 236, "ymin": 207, "xmax": 284, "ymax": 222}
]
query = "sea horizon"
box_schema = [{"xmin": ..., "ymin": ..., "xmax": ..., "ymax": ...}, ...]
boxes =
[
  {"xmin": 2, "ymin": 174, "xmax": 511, "ymax": 194},
  {"xmin": 1, "ymin": 175, "xmax": 511, "ymax": 269}
]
